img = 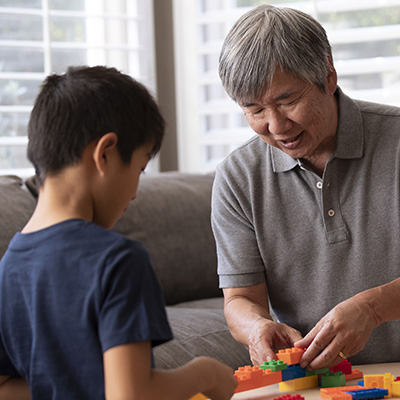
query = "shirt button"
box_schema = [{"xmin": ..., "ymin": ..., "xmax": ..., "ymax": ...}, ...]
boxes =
[
  {"xmin": 328, "ymin": 209, "xmax": 335, "ymax": 217},
  {"xmin": 316, "ymin": 181, "xmax": 323, "ymax": 189}
]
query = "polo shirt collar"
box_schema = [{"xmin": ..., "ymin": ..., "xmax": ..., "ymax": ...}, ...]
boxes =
[{"xmin": 271, "ymin": 86, "xmax": 364, "ymax": 173}]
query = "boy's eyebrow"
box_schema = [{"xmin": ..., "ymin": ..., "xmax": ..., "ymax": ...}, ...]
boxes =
[{"xmin": 241, "ymin": 91, "xmax": 295, "ymax": 108}]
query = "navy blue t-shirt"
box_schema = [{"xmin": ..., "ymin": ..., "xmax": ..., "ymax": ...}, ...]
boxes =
[{"xmin": 0, "ymin": 219, "xmax": 173, "ymax": 399}]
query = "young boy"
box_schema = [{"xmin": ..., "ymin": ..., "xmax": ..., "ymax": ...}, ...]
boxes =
[{"xmin": 0, "ymin": 66, "xmax": 237, "ymax": 399}]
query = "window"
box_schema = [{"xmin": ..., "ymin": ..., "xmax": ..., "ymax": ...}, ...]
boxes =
[
  {"xmin": 0, "ymin": 0, "xmax": 156, "ymax": 177},
  {"xmin": 174, "ymin": 0, "xmax": 400, "ymax": 172},
  {"xmin": 1, "ymin": 0, "xmax": 400, "ymax": 176}
]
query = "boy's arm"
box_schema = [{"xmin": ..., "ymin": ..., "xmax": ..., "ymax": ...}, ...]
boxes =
[
  {"xmin": 0, "ymin": 376, "xmax": 31, "ymax": 400},
  {"xmin": 103, "ymin": 341, "xmax": 237, "ymax": 400}
]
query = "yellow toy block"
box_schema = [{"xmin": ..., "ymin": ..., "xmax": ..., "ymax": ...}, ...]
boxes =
[
  {"xmin": 364, "ymin": 374, "xmax": 385, "ymax": 389},
  {"xmin": 364, "ymin": 373, "xmax": 395, "ymax": 398},
  {"xmin": 392, "ymin": 381, "xmax": 400, "ymax": 397},
  {"xmin": 279, "ymin": 375, "xmax": 318, "ymax": 391}
]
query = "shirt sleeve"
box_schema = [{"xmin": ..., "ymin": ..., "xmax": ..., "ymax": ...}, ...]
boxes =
[
  {"xmin": 98, "ymin": 242, "xmax": 173, "ymax": 353},
  {"xmin": 211, "ymin": 165, "xmax": 266, "ymax": 288},
  {"xmin": 0, "ymin": 335, "xmax": 18, "ymax": 375}
]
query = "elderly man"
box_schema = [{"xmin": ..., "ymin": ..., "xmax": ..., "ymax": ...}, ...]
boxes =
[{"xmin": 212, "ymin": 5, "xmax": 400, "ymax": 370}]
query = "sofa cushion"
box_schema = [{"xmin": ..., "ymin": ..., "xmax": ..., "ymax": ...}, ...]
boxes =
[
  {"xmin": 154, "ymin": 304, "xmax": 251, "ymax": 370},
  {"xmin": 0, "ymin": 176, "xmax": 36, "ymax": 259},
  {"xmin": 113, "ymin": 172, "xmax": 221, "ymax": 305}
]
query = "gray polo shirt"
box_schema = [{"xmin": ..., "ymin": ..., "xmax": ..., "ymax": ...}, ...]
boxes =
[{"xmin": 211, "ymin": 88, "xmax": 400, "ymax": 364}]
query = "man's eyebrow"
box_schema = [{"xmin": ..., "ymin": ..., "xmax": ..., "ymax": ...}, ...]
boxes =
[
  {"xmin": 240, "ymin": 91, "xmax": 296, "ymax": 108},
  {"xmin": 273, "ymin": 91, "xmax": 295, "ymax": 102}
]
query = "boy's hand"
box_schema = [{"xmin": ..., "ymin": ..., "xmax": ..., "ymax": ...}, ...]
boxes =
[{"xmin": 201, "ymin": 358, "xmax": 237, "ymax": 400}]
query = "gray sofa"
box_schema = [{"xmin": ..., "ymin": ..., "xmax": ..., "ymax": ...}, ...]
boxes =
[{"xmin": 0, "ymin": 172, "xmax": 251, "ymax": 370}]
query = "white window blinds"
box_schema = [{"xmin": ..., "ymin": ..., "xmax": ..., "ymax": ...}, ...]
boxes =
[
  {"xmin": 0, "ymin": 0, "xmax": 156, "ymax": 177},
  {"xmin": 174, "ymin": 0, "xmax": 400, "ymax": 172}
]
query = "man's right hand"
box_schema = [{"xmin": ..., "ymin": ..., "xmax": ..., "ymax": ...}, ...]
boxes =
[
  {"xmin": 248, "ymin": 318, "xmax": 302, "ymax": 365},
  {"xmin": 223, "ymin": 283, "xmax": 302, "ymax": 366}
]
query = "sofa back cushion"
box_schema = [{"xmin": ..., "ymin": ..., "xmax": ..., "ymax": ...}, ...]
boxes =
[
  {"xmin": 0, "ymin": 176, "xmax": 37, "ymax": 259},
  {"xmin": 113, "ymin": 172, "xmax": 221, "ymax": 305}
]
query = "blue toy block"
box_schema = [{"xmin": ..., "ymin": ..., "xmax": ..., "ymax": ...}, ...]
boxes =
[
  {"xmin": 345, "ymin": 388, "xmax": 388, "ymax": 400},
  {"xmin": 281, "ymin": 364, "xmax": 306, "ymax": 381}
]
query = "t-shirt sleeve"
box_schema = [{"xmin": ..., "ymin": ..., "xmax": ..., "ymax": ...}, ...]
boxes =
[
  {"xmin": 211, "ymin": 165, "xmax": 267, "ymax": 288},
  {"xmin": 0, "ymin": 336, "xmax": 18, "ymax": 375},
  {"xmin": 98, "ymin": 242, "xmax": 173, "ymax": 353}
]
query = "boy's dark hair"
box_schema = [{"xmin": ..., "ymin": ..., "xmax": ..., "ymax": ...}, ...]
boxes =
[{"xmin": 28, "ymin": 66, "xmax": 165, "ymax": 184}]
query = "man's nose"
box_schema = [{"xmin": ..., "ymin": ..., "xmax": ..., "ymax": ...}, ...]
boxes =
[{"xmin": 262, "ymin": 109, "xmax": 292, "ymax": 136}]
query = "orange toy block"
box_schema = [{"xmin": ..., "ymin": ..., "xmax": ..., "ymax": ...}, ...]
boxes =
[
  {"xmin": 279, "ymin": 375, "xmax": 318, "ymax": 391},
  {"xmin": 188, "ymin": 394, "xmax": 208, "ymax": 400},
  {"xmin": 320, "ymin": 385, "xmax": 365, "ymax": 400},
  {"xmin": 234, "ymin": 365, "xmax": 282, "ymax": 393},
  {"xmin": 345, "ymin": 369, "xmax": 363, "ymax": 381},
  {"xmin": 276, "ymin": 348, "xmax": 306, "ymax": 365}
]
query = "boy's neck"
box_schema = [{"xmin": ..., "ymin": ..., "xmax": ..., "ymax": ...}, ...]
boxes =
[{"xmin": 23, "ymin": 167, "xmax": 94, "ymax": 234}]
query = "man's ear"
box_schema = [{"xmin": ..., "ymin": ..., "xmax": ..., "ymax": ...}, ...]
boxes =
[{"xmin": 92, "ymin": 132, "xmax": 118, "ymax": 175}]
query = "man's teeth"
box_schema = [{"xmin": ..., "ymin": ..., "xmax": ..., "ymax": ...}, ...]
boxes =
[{"xmin": 283, "ymin": 133, "xmax": 301, "ymax": 143}]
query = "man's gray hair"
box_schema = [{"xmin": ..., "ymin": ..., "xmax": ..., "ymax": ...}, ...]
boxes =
[{"xmin": 219, "ymin": 5, "xmax": 333, "ymax": 102}]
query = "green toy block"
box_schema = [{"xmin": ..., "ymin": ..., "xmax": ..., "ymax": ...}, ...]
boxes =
[
  {"xmin": 321, "ymin": 371, "xmax": 346, "ymax": 388},
  {"xmin": 260, "ymin": 360, "xmax": 288, "ymax": 372},
  {"xmin": 306, "ymin": 367, "xmax": 330, "ymax": 376}
]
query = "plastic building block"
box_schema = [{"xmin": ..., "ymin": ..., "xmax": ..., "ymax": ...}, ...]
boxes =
[
  {"xmin": 276, "ymin": 348, "xmax": 306, "ymax": 365},
  {"xmin": 321, "ymin": 372, "xmax": 346, "ymax": 388},
  {"xmin": 274, "ymin": 395, "xmax": 304, "ymax": 400},
  {"xmin": 363, "ymin": 373, "xmax": 395, "ymax": 398},
  {"xmin": 346, "ymin": 369, "xmax": 364, "ymax": 381},
  {"xmin": 364, "ymin": 374, "xmax": 385, "ymax": 389},
  {"xmin": 234, "ymin": 365, "xmax": 282, "ymax": 393},
  {"xmin": 235, "ymin": 365, "xmax": 266, "ymax": 393},
  {"xmin": 330, "ymin": 360, "xmax": 353, "ymax": 375},
  {"xmin": 281, "ymin": 364, "xmax": 306, "ymax": 381},
  {"xmin": 279, "ymin": 375, "xmax": 318, "ymax": 391},
  {"xmin": 260, "ymin": 359, "xmax": 288, "ymax": 371},
  {"xmin": 188, "ymin": 394, "xmax": 208, "ymax": 400},
  {"xmin": 320, "ymin": 385, "xmax": 365, "ymax": 400},
  {"xmin": 345, "ymin": 388, "xmax": 388, "ymax": 399},
  {"xmin": 306, "ymin": 367, "xmax": 330, "ymax": 376},
  {"xmin": 392, "ymin": 381, "xmax": 400, "ymax": 397}
]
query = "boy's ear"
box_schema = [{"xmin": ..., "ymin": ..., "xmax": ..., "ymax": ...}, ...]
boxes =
[{"xmin": 92, "ymin": 132, "xmax": 118, "ymax": 175}]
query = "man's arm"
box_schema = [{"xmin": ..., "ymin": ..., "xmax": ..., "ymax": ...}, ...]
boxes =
[
  {"xmin": 223, "ymin": 282, "xmax": 302, "ymax": 366},
  {"xmin": 296, "ymin": 277, "xmax": 400, "ymax": 370},
  {"xmin": 103, "ymin": 341, "xmax": 237, "ymax": 400},
  {"xmin": 0, "ymin": 376, "xmax": 31, "ymax": 400}
]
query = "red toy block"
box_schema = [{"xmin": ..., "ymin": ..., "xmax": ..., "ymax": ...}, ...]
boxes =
[
  {"xmin": 274, "ymin": 395, "xmax": 304, "ymax": 400},
  {"xmin": 276, "ymin": 348, "xmax": 306, "ymax": 365},
  {"xmin": 330, "ymin": 360, "xmax": 353, "ymax": 375}
]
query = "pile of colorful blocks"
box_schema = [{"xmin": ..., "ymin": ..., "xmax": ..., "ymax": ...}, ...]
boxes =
[
  {"xmin": 191, "ymin": 347, "xmax": 400, "ymax": 400},
  {"xmin": 322, "ymin": 373, "xmax": 400, "ymax": 400},
  {"xmin": 234, "ymin": 347, "xmax": 363, "ymax": 394}
]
